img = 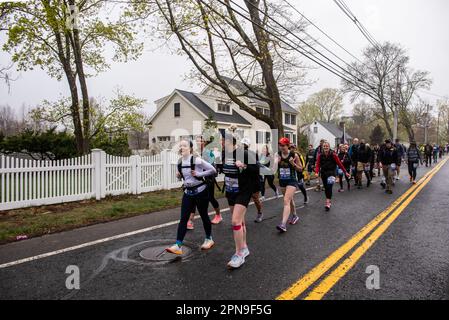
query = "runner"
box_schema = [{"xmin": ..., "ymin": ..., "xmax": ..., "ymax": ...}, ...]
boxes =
[
  {"xmin": 424, "ymin": 143, "xmax": 433, "ymax": 167},
  {"xmin": 349, "ymin": 138, "xmax": 360, "ymax": 186},
  {"xmin": 378, "ymin": 139, "xmax": 400, "ymax": 195},
  {"xmin": 166, "ymin": 139, "xmax": 217, "ymax": 255},
  {"xmin": 355, "ymin": 140, "xmax": 372, "ymax": 189},
  {"xmin": 274, "ymin": 137, "xmax": 302, "ymax": 232},
  {"xmin": 290, "ymin": 143, "xmax": 308, "ymax": 204},
  {"xmin": 406, "ymin": 141, "xmax": 422, "ymax": 184},
  {"xmin": 337, "ymin": 144, "xmax": 352, "ymax": 192},
  {"xmin": 186, "ymin": 136, "xmax": 222, "ymax": 230},
  {"xmin": 372, "ymin": 143, "xmax": 381, "ymax": 177},
  {"xmin": 305, "ymin": 144, "xmax": 315, "ymax": 186},
  {"xmin": 394, "ymin": 139, "xmax": 406, "ymax": 180},
  {"xmin": 258, "ymin": 144, "xmax": 280, "ymax": 202},
  {"xmin": 240, "ymin": 138, "xmax": 264, "ymax": 224},
  {"xmin": 315, "ymin": 141, "xmax": 350, "ymax": 211},
  {"xmin": 313, "ymin": 140, "xmax": 325, "ymax": 191},
  {"xmin": 222, "ymin": 131, "xmax": 259, "ymax": 269}
]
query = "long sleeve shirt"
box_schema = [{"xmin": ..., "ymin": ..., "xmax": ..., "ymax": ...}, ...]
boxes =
[
  {"xmin": 315, "ymin": 151, "xmax": 348, "ymax": 176},
  {"xmin": 180, "ymin": 155, "xmax": 216, "ymax": 193}
]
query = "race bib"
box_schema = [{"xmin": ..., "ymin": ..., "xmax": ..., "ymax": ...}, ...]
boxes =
[
  {"xmin": 390, "ymin": 164, "xmax": 397, "ymax": 171},
  {"xmin": 225, "ymin": 177, "xmax": 239, "ymax": 193},
  {"xmin": 327, "ymin": 176, "xmax": 336, "ymax": 185},
  {"xmin": 279, "ymin": 168, "xmax": 291, "ymax": 180}
]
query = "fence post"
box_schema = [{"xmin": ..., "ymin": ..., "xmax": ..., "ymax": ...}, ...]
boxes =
[
  {"xmin": 91, "ymin": 149, "xmax": 102, "ymax": 200},
  {"xmin": 161, "ymin": 149, "xmax": 169, "ymax": 190},
  {"xmin": 130, "ymin": 155, "xmax": 141, "ymax": 195}
]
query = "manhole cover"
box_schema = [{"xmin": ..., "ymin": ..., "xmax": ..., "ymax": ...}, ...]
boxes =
[{"xmin": 139, "ymin": 244, "xmax": 193, "ymax": 262}]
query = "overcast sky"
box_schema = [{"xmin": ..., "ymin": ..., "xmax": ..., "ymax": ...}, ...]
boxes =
[{"xmin": 1, "ymin": 0, "xmax": 448, "ymax": 118}]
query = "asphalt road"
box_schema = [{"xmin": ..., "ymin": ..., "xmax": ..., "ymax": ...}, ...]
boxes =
[{"xmin": 1, "ymin": 158, "xmax": 448, "ymax": 300}]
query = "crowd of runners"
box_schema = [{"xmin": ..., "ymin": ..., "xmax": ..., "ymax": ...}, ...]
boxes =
[{"xmin": 165, "ymin": 126, "xmax": 449, "ymax": 269}]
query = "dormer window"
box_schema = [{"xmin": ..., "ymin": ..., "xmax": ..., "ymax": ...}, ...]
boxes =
[{"xmin": 217, "ymin": 102, "xmax": 231, "ymax": 113}]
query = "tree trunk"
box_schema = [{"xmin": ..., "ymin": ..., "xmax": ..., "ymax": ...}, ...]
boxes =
[
  {"xmin": 69, "ymin": 0, "xmax": 90, "ymax": 154},
  {"xmin": 245, "ymin": 0, "xmax": 284, "ymax": 138}
]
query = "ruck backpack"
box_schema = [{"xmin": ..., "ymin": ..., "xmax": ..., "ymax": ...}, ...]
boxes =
[{"xmin": 177, "ymin": 156, "xmax": 206, "ymax": 190}]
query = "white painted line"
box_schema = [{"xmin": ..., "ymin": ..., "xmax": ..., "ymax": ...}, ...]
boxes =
[{"xmin": 0, "ymin": 187, "xmax": 314, "ymax": 269}]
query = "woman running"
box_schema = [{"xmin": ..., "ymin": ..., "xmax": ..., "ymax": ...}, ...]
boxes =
[
  {"xmin": 166, "ymin": 139, "xmax": 217, "ymax": 255},
  {"xmin": 186, "ymin": 136, "xmax": 222, "ymax": 230},
  {"xmin": 337, "ymin": 144, "xmax": 352, "ymax": 192},
  {"xmin": 274, "ymin": 137, "xmax": 302, "ymax": 233},
  {"xmin": 223, "ymin": 132, "xmax": 260, "ymax": 269},
  {"xmin": 315, "ymin": 141, "xmax": 350, "ymax": 211},
  {"xmin": 406, "ymin": 141, "xmax": 422, "ymax": 184},
  {"xmin": 258, "ymin": 144, "xmax": 280, "ymax": 202}
]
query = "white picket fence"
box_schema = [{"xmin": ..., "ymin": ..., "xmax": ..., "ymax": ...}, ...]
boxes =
[{"xmin": 0, "ymin": 149, "xmax": 191, "ymax": 211}]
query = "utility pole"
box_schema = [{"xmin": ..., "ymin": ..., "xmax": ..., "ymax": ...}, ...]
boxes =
[
  {"xmin": 393, "ymin": 65, "xmax": 401, "ymax": 141},
  {"xmin": 424, "ymin": 103, "xmax": 430, "ymax": 144}
]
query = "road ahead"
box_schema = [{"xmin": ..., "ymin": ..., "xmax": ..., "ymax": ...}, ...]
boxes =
[{"xmin": 1, "ymin": 158, "xmax": 448, "ymax": 300}]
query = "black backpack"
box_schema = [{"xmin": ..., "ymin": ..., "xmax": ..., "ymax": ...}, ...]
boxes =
[{"xmin": 177, "ymin": 156, "xmax": 204, "ymax": 182}]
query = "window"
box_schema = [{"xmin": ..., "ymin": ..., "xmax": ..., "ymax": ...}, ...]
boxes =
[
  {"xmin": 218, "ymin": 102, "xmax": 231, "ymax": 113},
  {"xmin": 285, "ymin": 133, "xmax": 292, "ymax": 141},
  {"xmin": 256, "ymin": 131, "xmax": 263, "ymax": 144},
  {"xmin": 174, "ymin": 103, "xmax": 180, "ymax": 117},
  {"xmin": 285, "ymin": 113, "xmax": 291, "ymax": 125},
  {"xmin": 158, "ymin": 136, "xmax": 172, "ymax": 142},
  {"xmin": 293, "ymin": 134, "xmax": 297, "ymax": 145},
  {"xmin": 314, "ymin": 127, "xmax": 318, "ymax": 134},
  {"xmin": 290, "ymin": 115, "xmax": 296, "ymax": 125},
  {"xmin": 265, "ymin": 131, "xmax": 271, "ymax": 143},
  {"xmin": 256, "ymin": 107, "xmax": 270, "ymax": 117},
  {"xmin": 256, "ymin": 131, "xmax": 271, "ymax": 144},
  {"xmin": 219, "ymin": 128, "xmax": 226, "ymax": 138}
]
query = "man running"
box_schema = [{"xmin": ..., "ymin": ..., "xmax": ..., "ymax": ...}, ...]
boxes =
[
  {"xmin": 305, "ymin": 144, "xmax": 315, "ymax": 186},
  {"xmin": 424, "ymin": 143, "xmax": 433, "ymax": 167},
  {"xmin": 355, "ymin": 140, "xmax": 372, "ymax": 189}
]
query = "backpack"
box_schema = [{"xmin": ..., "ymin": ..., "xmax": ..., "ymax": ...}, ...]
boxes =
[{"xmin": 177, "ymin": 156, "xmax": 204, "ymax": 182}]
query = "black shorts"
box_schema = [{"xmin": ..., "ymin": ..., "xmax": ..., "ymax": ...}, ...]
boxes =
[{"xmin": 226, "ymin": 191, "xmax": 253, "ymax": 208}]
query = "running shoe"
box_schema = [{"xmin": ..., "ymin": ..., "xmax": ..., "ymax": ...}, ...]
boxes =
[
  {"xmin": 304, "ymin": 196, "xmax": 309, "ymax": 204},
  {"xmin": 276, "ymin": 190, "xmax": 282, "ymax": 198},
  {"xmin": 338, "ymin": 188, "xmax": 344, "ymax": 193},
  {"xmin": 289, "ymin": 215, "xmax": 299, "ymax": 225},
  {"xmin": 259, "ymin": 196, "xmax": 266, "ymax": 202},
  {"xmin": 240, "ymin": 247, "xmax": 250, "ymax": 259},
  {"xmin": 227, "ymin": 254, "xmax": 245, "ymax": 269},
  {"xmin": 211, "ymin": 215, "xmax": 223, "ymax": 225},
  {"xmin": 412, "ymin": 180, "xmax": 417, "ymax": 185},
  {"xmin": 325, "ymin": 200, "xmax": 331, "ymax": 211},
  {"xmin": 254, "ymin": 213, "xmax": 263, "ymax": 223},
  {"xmin": 201, "ymin": 238, "xmax": 215, "ymax": 250},
  {"xmin": 166, "ymin": 244, "xmax": 183, "ymax": 255},
  {"xmin": 187, "ymin": 220, "xmax": 194, "ymax": 230},
  {"xmin": 276, "ymin": 224, "xmax": 287, "ymax": 233}
]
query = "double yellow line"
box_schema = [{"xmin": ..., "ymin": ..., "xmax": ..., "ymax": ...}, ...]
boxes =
[{"xmin": 276, "ymin": 158, "xmax": 448, "ymax": 300}]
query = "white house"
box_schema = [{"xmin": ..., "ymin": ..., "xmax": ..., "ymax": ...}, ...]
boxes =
[
  {"xmin": 308, "ymin": 120, "xmax": 352, "ymax": 149},
  {"xmin": 148, "ymin": 77, "xmax": 299, "ymax": 148}
]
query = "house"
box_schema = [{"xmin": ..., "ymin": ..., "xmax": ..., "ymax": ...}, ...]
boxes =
[
  {"xmin": 148, "ymin": 77, "xmax": 299, "ymax": 148},
  {"xmin": 308, "ymin": 120, "xmax": 352, "ymax": 149}
]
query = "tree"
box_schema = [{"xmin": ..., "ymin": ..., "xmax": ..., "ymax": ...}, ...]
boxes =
[
  {"xmin": 341, "ymin": 42, "xmax": 431, "ymax": 140},
  {"xmin": 151, "ymin": 0, "xmax": 311, "ymax": 138},
  {"xmin": 297, "ymin": 101, "xmax": 320, "ymax": 126},
  {"xmin": 0, "ymin": 105, "xmax": 27, "ymax": 136},
  {"xmin": 1, "ymin": 0, "xmax": 144, "ymax": 153},
  {"xmin": 0, "ymin": 128, "xmax": 77, "ymax": 160},
  {"xmin": 303, "ymin": 88, "xmax": 343, "ymax": 123},
  {"xmin": 29, "ymin": 91, "xmax": 146, "ymax": 145},
  {"xmin": 369, "ymin": 125, "xmax": 385, "ymax": 145}
]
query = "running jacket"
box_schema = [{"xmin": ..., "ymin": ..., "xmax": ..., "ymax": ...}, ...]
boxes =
[
  {"xmin": 378, "ymin": 146, "xmax": 399, "ymax": 165},
  {"xmin": 315, "ymin": 151, "xmax": 348, "ymax": 177},
  {"xmin": 357, "ymin": 144, "xmax": 372, "ymax": 163}
]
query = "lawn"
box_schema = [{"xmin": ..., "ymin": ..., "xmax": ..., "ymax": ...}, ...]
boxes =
[{"xmin": 0, "ymin": 182, "xmax": 226, "ymax": 245}]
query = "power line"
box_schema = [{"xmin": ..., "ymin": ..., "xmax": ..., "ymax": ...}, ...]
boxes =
[
  {"xmin": 281, "ymin": 0, "xmax": 363, "ymax": 64},
  {"xmin": 333, "ymin": 0, "xmax": 381, "ymax": 51}
]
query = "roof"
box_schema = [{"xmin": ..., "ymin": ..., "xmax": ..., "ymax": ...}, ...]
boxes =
[
  {"xmin": 176, "ymin": 89, "xmax": 251, "ymax": 125},
  {"xmin": 219, "ymin": 76, "xmax": 298, "ymax": 114},
  {"xmin": 316, "ymin": 121, "xmax": 352, "ymax": 140}
]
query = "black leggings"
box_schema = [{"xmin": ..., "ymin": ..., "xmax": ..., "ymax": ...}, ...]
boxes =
[
  {"xmin": 260, "ymin": 175, "xmax": 277, "ymax": 197},
  {"xmin": 338, "ymin": 173, "xmax": 351, "ymax": 190},
  {"xmin": 207, "ymin": 180, "xmax": 219, "ymax": 209},
  {"xmin": 177, "ymin": 188, "xmax": 211, "ymax": 242},
  {"xmin": 321, "ymin": 174, "xmax": 334, "ymax": 200},
  {"xmin": 408, "ymin": 162, "xmax": 418, "ymax": 180}
]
